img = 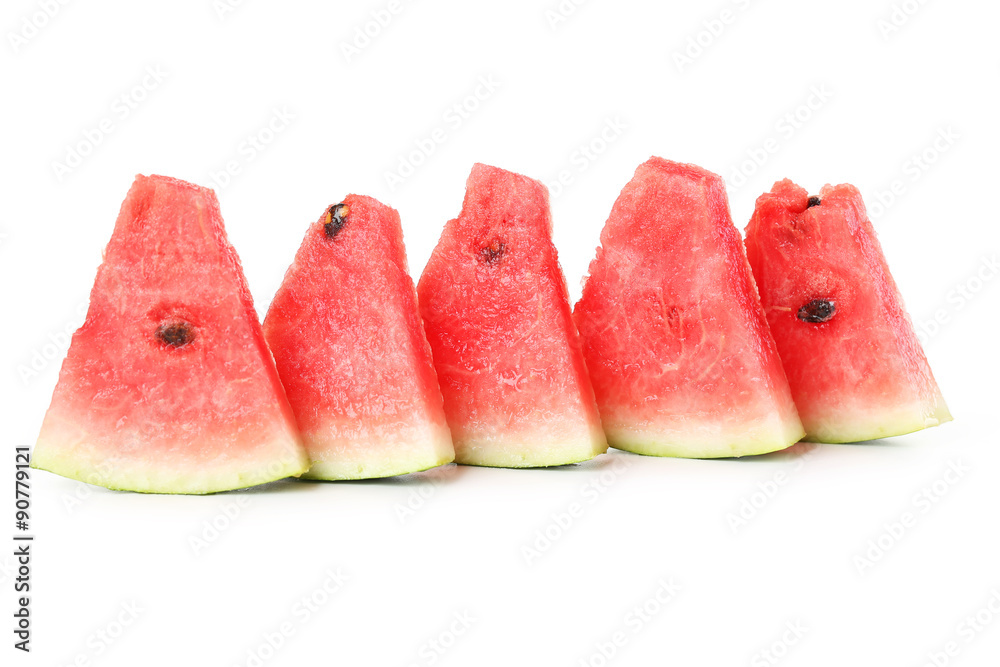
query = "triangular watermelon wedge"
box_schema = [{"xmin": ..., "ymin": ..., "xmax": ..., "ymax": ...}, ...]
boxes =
[
  {"xmin": 32, "ymin": 175, "xmax": 308, "ymax": 494},
  {"xmin": 744, "ymin": 179, "xmax": 952, "ymax": 443},
  {"xmin": 417, "ymin": 164, "xmax": 607, "ymax": 467},
  {"xmin": 262, "ymin": 195, "xmax": 455, "ymax": 479},
  {"xmin": 573, "ymin": 158, "xmax": 805, "ymax": 458}
]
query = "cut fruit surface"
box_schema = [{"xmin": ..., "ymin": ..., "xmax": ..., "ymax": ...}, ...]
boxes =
[
  {"xmin": 32, "ymin": 175, "xmax": 307, "ymax": 494},
  {"xmin": 417, "ymin": 164, "xmax": 607, "ymax": 467},
  {"xmin": 574, "ymin": 158, "xmax": 804, "ymax": 458},
  {"xmin": 744, "ymin": 179, "xmax": 951, "ymax": 443},
  {"xmin": 263, "ymin": 195, "xmax": 454, "ymax": 480}
]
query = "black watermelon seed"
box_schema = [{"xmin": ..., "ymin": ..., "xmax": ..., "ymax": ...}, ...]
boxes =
[
  {"xmin": 797, "ymin": 299, "xmax": 836, "ymax": 323},
  {"xmin": 156, "ymin": 322, "xmax": 194, "ymax": 348},
  {"xmin": 324, "ymin": 203, "xmax": 349, "ymax": 239},
  {"xmin": 806, "ymin": 196, "xmax": 821, "ymax": 208},
  {"xmin": 479, "ymin": 239, "xmax": 506, "ymax": 265}
]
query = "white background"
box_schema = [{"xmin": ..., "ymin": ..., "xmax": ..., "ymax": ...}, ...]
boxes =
[{"xmin": 2, "ymin": 0, "xmax": 999, "ymax": 665}]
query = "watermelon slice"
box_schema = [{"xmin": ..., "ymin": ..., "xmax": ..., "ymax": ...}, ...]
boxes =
[
  {"xmin": 417, "ymin": 163, "xmax": 607, "ymax": 467},
  {"xmin": 744, "ymin": 180, "xmax": 951, "ymax": 443},
  {"xmin": 573, "ymin": 158, "xmax": 804, "ymax": 458},
  {"xmin": 32, "ymin": 175, "xmax": 307, "ymax": 494},
  {"xmin": 262, "ymin": 195, "xmax": 454, "ymax": 479}
]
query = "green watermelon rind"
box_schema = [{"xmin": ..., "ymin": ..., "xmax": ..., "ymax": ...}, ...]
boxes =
[
  {"xmin": 30, "ymin": 441, "xmax": 309, "ymax": 495},
  {"xmin": 453, "ymin": 434, "xmax": 608, "ymax": 468},
  {"xmin": 801, "ymin": 397, "xmax": 953, "ymax": 444},
  {"xmin": 610, "ymin": 437, "xmax": 797, "ymax": 460},
  {"xmin": 456, "ymin": 453, "xmax": 601, "ymax": 469},
  {"xmin": 302, "ymin": 439, "xmax": 455, "ymax": 481},
  {"xmin": 605, "ymin": 418, "xmax": 805, "ymax": 459}
]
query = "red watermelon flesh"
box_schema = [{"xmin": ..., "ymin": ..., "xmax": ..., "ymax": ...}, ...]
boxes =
[
  {"xmin": 263, "ymin": 195, "xmax": 454, "ymax": 479},
  {"xmin": 417, "ymin": 164, "xmax": 607, "ymax": 467},
  {"xmin": 32, "ymin": 175, "xmax": 307, "ymax": 494},
  {"xmin": 573, "ymin": 158, "xmax": 804, "ymax": 458},
  {"xmin": 744, "ymin": 180, "xmax": 951, "ymax": 443}
]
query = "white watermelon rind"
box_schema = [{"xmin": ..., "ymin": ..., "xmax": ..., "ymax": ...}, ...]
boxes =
[
  {"xmin": 605, "ymin": 415, "xmax": 805, "ymax": 459},
  {"xmin": 32, "ymin": 431, "xmax": 308, "ymax": 495},
  {"xmin": 801, "ymin": 394, "xmax": 953, "ymax": 444},
  {"xmin": 302, "ymin": 435, "xmax": 455, "ymax": 480},
  {"xmin": 453, "ymin": 430, "xmax": 608, "ymax": 468}
]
